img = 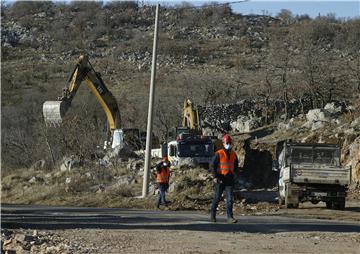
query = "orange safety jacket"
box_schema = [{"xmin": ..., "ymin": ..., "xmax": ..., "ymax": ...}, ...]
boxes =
[
  {"xmin": 156, "ymin": 167, "xmax": 170, "ymax": 184},
  {"xmin": 216, "ymin": 149, "xmax": 236, "ymax": 176}
]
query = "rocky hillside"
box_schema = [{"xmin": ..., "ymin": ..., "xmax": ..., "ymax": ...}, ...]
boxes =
[{"xmin": 1, "ymin": 1, "xmax": 359, "ymax": 172}]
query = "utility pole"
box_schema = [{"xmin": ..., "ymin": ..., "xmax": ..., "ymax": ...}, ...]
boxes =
[{"xmin": 142, "ymin": 3, "xmax": 159, "ymax": 198}]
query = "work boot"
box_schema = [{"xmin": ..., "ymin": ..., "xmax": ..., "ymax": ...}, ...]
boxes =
[
  {"xmin": 227, "ymin": 217, "xmax": 237, "ymax": 224},
  {"xmin": 210, "ymin": 215, "xmax": 216, "ymax": 223}
]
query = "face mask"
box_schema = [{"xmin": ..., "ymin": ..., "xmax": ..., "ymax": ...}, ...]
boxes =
[{"xmin": 224, "ymin": 144, "xmax": 231, "ymax": 150}]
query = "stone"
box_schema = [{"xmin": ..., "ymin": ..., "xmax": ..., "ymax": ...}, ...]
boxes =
[
  {"xmin": 350, "ymin": 117, "xmax": 360, "ymax": 130},
  {"xmin": 28, "ymin": 177, "xmax": 36, "ymax": 184},
  {"xmin": 324, "ymin": 102, "xmax": 345, "ymax": 115},
  {"xmin": 230, "ymin": 116, "xmax": 262, "ymax": 133},
  {"xmin": 306, "ymin": 109, "xmax": 330, "ymax": 123},
  {"xmin": 311, "ymin": 121, "xmax": 325, "ymax": 131},
  {"xmin": 60, "ymin": 155, "xmax": 82, "ymax": 172}
]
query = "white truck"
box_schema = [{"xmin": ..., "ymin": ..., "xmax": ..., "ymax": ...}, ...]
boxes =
[
  {"xmin": 273, "ymin": 141, "xmax": 351, "ymax": 210},
  {"xmin": 167, "ymin": 133, "xmax": 214, "ymax": 169}
]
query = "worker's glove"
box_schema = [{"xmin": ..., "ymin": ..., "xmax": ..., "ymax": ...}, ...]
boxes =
[{"xmin": 213, "ymin": 178, "xmax": 220, "ymax": 184}]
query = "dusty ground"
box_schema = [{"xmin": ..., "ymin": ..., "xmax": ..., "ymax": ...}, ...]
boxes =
[{"xmin": 2, "ymin": 228, "xmax": 360, "ymax": 254}]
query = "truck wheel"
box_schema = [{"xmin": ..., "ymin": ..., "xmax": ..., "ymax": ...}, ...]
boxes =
[
  {"xmin": 333, "ymin": 199, "xmax": 345, "ymax": 210},
  {"xmin": 285, "ymin": 195, "xmax": 297, "ymax": 208},
  {"xmin": 278, "ymin": 197, "xmax": 285, "ymax": 205},
  {"xmin": 285, "ymin": 184, "xmax": 298, "ymax": 208},
  {"xmin": 326, "ymin": 201, "xmax": 333, "ymax": 209}
]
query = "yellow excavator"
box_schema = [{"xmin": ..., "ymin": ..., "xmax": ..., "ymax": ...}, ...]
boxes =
[
  {"xmin": 43, "ymin": 54, "xmax": 123, "ymax": 149},
  {"xmin": 174, "ymin": 98, "xmax": 202, "ymax": 137},
  {"xmin": 181, "ymin": 98, "xmax": 201, "ymax": 134}
]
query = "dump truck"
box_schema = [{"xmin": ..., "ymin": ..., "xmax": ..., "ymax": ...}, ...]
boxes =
[{"xmin": 273, "ymin": 141, "xmax": 351, "ymax": 210}]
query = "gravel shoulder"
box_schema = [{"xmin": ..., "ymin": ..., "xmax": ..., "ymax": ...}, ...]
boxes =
[{"xmin": 2, "ymin": 228, "xmax": 360, "ymax": 254}]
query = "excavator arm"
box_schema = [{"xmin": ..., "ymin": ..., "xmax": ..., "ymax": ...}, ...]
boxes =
[
  {"xmin": 43, "ymin": 54, "xmax": 122, "ymax": 148},
  {"xmin": 182, "ymin": 98, "xmax": 201, "ymax": 132}
]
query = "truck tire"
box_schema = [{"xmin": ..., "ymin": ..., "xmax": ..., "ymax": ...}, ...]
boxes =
[
  {"xmin": 285, "ymin": 194, "xmax": 299, "ymax": 208},
  {"xmin": 332, "ymin": 199, "xmax": 345, "ymax": 210},
  {"xmin": 285, "ymin": 184, "xmax": 299, "ymax": 208},
  {"xmin": 326, "ymin": 201, "xmax": 333, "ymax": 209},
  {"xmin": 278, "ymin": 197, "xmax": 285, "ymax": 205}
]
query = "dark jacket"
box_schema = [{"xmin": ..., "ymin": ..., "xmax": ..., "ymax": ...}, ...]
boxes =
[
  {"xmin": 156, "ymin": 161, "xmax": 171, "ymax": 172},
  {"xmin": 210, "ymin": 148, "xmax": 239, "ymax": 186}
]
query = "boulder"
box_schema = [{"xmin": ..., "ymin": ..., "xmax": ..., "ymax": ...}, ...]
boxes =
[
  {"xmin": 230, "ymin": 116, "xmax": 262, "ymax": 133},
  {"xmin": 60, "ymin": 155, "xmax": 82, "ymax": 172},
  {"xmin": 278, "ymin": 118, "xmax": 295, "ymax": 131},
  {"xmin": 324, "ymin": 102, "xmax": 346, "ymax": 115},
  {"xmin": 306, "ymin": 109, "xmax": 330, "ymax": 123}
]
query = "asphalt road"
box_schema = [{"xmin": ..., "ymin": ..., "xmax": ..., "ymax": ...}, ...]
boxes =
[{"xmin": 1, "ymin": 204, "xmax": 360, "ymax": 234}]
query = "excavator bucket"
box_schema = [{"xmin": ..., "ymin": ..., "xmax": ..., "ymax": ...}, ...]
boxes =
[{"xmin": 42, "ymin": 101, "xmax": 69, "ymax": 127}]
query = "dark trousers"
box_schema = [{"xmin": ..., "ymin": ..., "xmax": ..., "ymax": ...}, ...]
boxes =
[
  {"xmin": 156, "ymin": 183, "xmax": 168, "ymax": 208},
  {"xmin": 211, "ymin": 183, "xmax": 234, "ymax": 218}
]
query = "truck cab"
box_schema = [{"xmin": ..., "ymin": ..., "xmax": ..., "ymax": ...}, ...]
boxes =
[
  {"xmin": 274, "ymin": 141, "xmax": 351, "ymax": 209},
  {"xmin": 167, "ymin": 133, "xmax": 214, "ymax": 169}
]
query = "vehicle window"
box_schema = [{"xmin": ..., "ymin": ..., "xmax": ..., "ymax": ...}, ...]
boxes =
[
  {"xmin": 290, "ymin": 147, "xmax": 313, "ymax": 163},
  {"xmin": 313, "ymin": 148, "xmax": 339, "ymax": 166},
  {"xmin": 289, "ymin": 146, "xmax": 339, "ymax": 166},
  {"xmin": 169, "ymin": 145, "xmax": 175, "ymax": 156},
  {"xmin": 178, "ymin": 143, "xmax": 214, "ymax": 157}
]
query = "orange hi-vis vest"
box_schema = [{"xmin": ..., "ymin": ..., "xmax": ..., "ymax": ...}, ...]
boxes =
[
  {"xmin": 216, "ymin": 149, "xmax": 236, "ymax": 175},
  {"xmin": 156, "ymin": 167, "xmax": 170, "ymax": 184}
]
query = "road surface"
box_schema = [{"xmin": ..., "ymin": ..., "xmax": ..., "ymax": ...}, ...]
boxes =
[{"xmin": 1, "ymin": 204, "xmax": 360, "ymax": 253}]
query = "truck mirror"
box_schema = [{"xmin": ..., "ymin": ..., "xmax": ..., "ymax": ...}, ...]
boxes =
[
  {"xmin": 161, "ymin": 143, "xmax": 168, "ymax": 157},
  {"xmin": 272, "ymin": 160, "xmax": 279, "ymax": 171},
  {"xmin": 169, "ymin": 145, "xmax": 175, "ymax": 156}
]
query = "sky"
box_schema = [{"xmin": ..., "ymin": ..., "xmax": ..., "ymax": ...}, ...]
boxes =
[
  {"xmin": 160, "ymin": 0, "xmax": 360, "ymax": 19},
  {"xmin": 230, "ymin": 0, "xmax": 360, "ymax": 19}
]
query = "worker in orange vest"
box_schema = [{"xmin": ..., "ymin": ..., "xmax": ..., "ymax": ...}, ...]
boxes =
[
  {"xmin": 155, "ymin": 156, "xmax": 171, "ymax": 209},
  {"xmin": 210, "ymin": 134, "xmax": 239, "ymax": 223}
]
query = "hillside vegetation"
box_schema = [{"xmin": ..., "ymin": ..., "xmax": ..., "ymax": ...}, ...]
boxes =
[{"xmin": 1, "ymin": 1, "xmax": 360, "ymax": 170}]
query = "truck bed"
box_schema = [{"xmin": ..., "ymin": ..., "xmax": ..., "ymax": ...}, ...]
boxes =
[{"xmin": 283, "ymin": 164, "xmax": 351, "ymax": 185}]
